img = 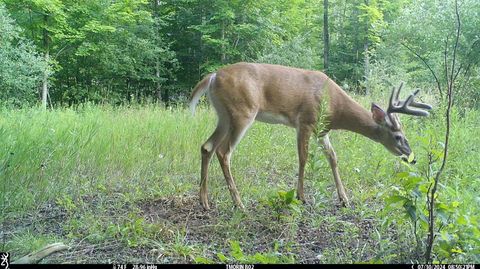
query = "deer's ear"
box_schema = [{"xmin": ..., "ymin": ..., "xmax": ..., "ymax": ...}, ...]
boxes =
[{"xmin": 371, "ymin": 103, "xmax": 386, "ymax": 124}]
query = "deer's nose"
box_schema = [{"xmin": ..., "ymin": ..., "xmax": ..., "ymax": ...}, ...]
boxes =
[{"xmin": 402, "ymin": 156, "xmax": 417, "ymax": 164}]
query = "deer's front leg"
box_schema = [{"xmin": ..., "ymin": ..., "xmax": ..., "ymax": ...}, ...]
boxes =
[
  {"xmin": 321, "ymin": 135, "xmax": 350, "ymax": 207},
  {"xmin": 296, "ymin": 125, "xmax": 313, "ymax": 202}
]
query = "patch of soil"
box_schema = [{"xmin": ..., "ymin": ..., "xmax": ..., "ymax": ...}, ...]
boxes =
[
  {"xmin": 5, "ymin": 192, "xmax": 387, "ymax": 264},
  {"xmin": 2, "ymin": 202, "xmax": 67, "ymax": 242},
  {"xmin": 139, "ymin": 193, "xmax": 222, "ymax": 244},
  {"xmin": 141, "ymin": 194, "xmax": 219, "ymax": 226}
]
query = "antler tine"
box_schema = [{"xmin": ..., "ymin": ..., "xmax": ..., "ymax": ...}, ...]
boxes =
[
  {"xmin": 395, "ymin": 82, "xmax": 403, "ymax": 102},
  {"xmin": 387, "ymin": 82, "xmax": 403, "ymax": 114},
  {"xmin": 405, "ymin": 106, "xmax": 430, "ymax": 116},
  {"xmin": 410, "ymin": 89, "xmax": 433, "ymax": 110},
  {"xmin": 388, "ymin": 85, "xmax": 399, "ymax": 114},
  {"xmin": 387, "ymin": 84, "xmax": 432, "ymax": 117},
  {"xmin": 411, "ymin": 101, "xmax": 433, "ymax": 110}
]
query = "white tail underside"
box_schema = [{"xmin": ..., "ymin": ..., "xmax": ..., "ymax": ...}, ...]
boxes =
[{"xmin": 189, "ymin": 73, "xmax": 217, "ymax": 115}]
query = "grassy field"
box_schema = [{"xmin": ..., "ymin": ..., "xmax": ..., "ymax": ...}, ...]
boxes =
[{"xmin": 1, "ymin": 100, "xmax": 479, "ymax": 264}]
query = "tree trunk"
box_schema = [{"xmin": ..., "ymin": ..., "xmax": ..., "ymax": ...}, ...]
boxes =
[
  {"xmin": 364, "ymin": 41, "xmax": 369, "ymax": 95},
  {"xmin": 41, "ymin": 51, "xmax": 49, "ymax": 109},
  {"xmin": 323, "ymin": 0, "xmax": 329, "ymax": 72},
  {"xmin": 153, "ymin": 0, "xmax": 162, "ymax": 102},
  {"xmin": 221, "ymin": 20, "xmax": 226, "ymax": 64},
  {"xmin": 41, "ymin": 14, "xmax": 49, "ymax": 110},
  {"xmin": 353, "ymin": 3, "xmax": 360, "ymax": 85},
  {"xmin": 363, "ymin": 0, "xmax": 370, "ymax": 95},
  {"xmin": 199, "ymin": 6, "xmax": 205, "ymax": 80},
  {"xmin": 156, "ymin": 61, "xmax": 162, "ymax": 102}
]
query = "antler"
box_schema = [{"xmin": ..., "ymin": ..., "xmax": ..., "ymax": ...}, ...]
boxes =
[{"xmin": 387, "ymin": 82, "xmax": 432, "ymax": 117}]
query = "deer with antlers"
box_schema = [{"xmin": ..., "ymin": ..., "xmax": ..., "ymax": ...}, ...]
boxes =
[{"xmin": 190, "ymin": 62, "xmax": 432, "ymax": 210}]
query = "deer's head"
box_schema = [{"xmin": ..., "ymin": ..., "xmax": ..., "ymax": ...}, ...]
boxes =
[{"xmin": 371, "ymin": 83, "xmax": 432, "ymax": 161}]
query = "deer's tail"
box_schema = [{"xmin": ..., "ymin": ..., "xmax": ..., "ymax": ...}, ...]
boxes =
[{"xmin": 189, "ymin": 73, "xmax": 216, "ymax": 115}]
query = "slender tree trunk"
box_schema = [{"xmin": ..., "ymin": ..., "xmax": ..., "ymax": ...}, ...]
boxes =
[
  {"xmin": 42, "ymin": 14, "xmax": 49, "ymax": 110},
  {"xmin": 363, "ymin": 0, "xmax": 370, "ymax": 95},
  {"xmin": 156, "ymin": 61, "xmax": 162, "ymax": 101},
  {"xmin": 41, "ymin": 51, "xmax": 49, "ymax": 109},
  {"xmin": 221, "ymin": 20, "xmax": 226, "ymax": 64},
  {"xmin": 364, "ymin": 40, "xmax": 369, "ymax": 95},
  {"xmin": 199, "ymin": 6, "xmax": 205, "ymax": 80},
  {"xmin": 153, "ymin": 0, "xmax": 162, "ymax": 102},
  {"xmin": 425, "ymin": 0, "xmax": 460, "ymax": 262},
  {"xmin": 323, "ymin": 0, "xmax": 329, "ymax": 72},
  {"xmin": 353, "ymin": 3, "xmax": 360, "ymax": 85}
]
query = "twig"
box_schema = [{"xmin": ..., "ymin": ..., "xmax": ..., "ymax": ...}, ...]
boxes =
[
  {"xmin": 425, "ymin": 0, "xmax": 460, "ymax": 262},
  {"xmin": 401, "ymin": 42, "xmax": 443, "ymax": 99},
  {"xmin": 444, "ymin": 36, "xmax": 450, "ymax": 90}
]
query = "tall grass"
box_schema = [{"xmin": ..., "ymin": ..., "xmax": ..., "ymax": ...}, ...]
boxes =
[
  {"xmin": 1, "ymin": 101, "xmax": 479, "ymax": 263},
  {"xmin": 1, "ymin": 103, "xmax": 298, "ymax": 216}
]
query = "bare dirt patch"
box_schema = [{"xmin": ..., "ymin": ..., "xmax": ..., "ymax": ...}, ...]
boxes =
[{"xmin": 4, "ymin": 193, "xmax": 384, "ymax": 264}]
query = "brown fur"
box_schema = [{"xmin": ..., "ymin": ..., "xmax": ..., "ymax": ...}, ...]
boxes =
[{"xmin": 190, "ymin": 62, "xmax": 417, "ymax": 210}]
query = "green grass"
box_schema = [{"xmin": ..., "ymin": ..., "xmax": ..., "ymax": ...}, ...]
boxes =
[{"xmin": 1, "ymin": 101, "xmax": 479, "ymax": 263}]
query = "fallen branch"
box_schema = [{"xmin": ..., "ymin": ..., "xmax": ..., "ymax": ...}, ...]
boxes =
[{"xmin": 12, "ymin": 242, "xmax": 69, "ymax": 264}]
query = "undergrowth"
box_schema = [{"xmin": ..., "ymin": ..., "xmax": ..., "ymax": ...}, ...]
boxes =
[{"xmin": 1, "ymin": 102, "xmax": 478, "ymax": 263}]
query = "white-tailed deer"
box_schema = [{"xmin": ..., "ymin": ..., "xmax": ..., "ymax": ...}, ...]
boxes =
[{"xmin": 190, "ymin": 62, "xmax": 432, "ymax": 210}]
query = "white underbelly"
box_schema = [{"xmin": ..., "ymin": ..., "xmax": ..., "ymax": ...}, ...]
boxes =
[{"xmin": 256, "ymin": 111, "xmax": 293, "ymax": 126}]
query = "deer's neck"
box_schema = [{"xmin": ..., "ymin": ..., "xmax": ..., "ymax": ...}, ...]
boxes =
[{"xmin": 328, "ymin": 89, "xmax": 380, "ymax": 142}]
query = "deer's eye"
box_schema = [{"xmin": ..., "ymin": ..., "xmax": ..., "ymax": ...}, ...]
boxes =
[{"xmin": 395, "ymin": 135, "xmax": 402, "ymax": 141}]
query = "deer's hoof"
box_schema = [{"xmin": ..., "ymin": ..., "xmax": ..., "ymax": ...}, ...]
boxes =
[
  {"xmin": 200, "ymin": 199, "xmax": 210, "ymax": 211},
  {"xmin": 235, "ymin": 203, "xmax": 246, "ymax": 212},
  {"xmin": 298, "ymin": 197, "xmax": 307, "ymax": 204},
  {"xmin": 340, "ymin": 199, "xmax": 350, "ymax": 208},
  {"xmin": 296, "ymin": 193, "xmax": 306, "ymax": 203}
]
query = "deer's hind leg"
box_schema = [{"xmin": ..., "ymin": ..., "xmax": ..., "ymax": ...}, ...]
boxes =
[
  {"xmin": 200, "ymin": 121, "xmax": 229, "ymax": 210},
  {"xmin": 215, "ymin": 113, "xmax": 256, "ymax": 210}
]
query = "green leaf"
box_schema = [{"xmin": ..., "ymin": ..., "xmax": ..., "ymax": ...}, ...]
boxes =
[
  {"xmin": 457, "ymin": 215, "xmax": 467, "ymax": 225},
  {"xmin": 194, "ymin": 257, "xmax": 214, "ymax": 264},
  {"xmin": 395, "ymin": 171, "xmax": 410, "ymax": 179},
  {"xmin": 411, "ymin": 188, "xmax": 422, "ymax": 199},
  {"xmin": 230, "ymin": 241, "xmax": 244, "ymax": 261},
  {"xmin": 408, "ymin": 152, "xmax": 415, "ymax": 163},
  {"xmin": 216, "ymin": 253, "xmax": 228, "ymax": 263},
  {"xmin": 437, "ymin": 208, "xmax": 449, "ymax": 225},
  {"xmin": 403, "ymin": 201, "xmax": 417, "ymax": 221},
  {"xmin": 385, "ymin": 195, "xmax": 407, "ymax": 205},
  {"xmin": 251, "ymin": 253, "xmax": 269, "ymax": 264},
  {"xmin": 418, "ymin": 211, "xmax": 428, "ymax": 223},
  {"xmin": 277, "ymin": 190, "xmax": 287, "ymax": 199},
  {"xmin": 451, "ymin": 248, "xmax": 464, "ymax": 254},
  {"xmin": 285, "ymin": 189, "xmax": 295, "ymax": 204},
  {"xmin": 440, "ymin": 230, "xmax": 452, "ymax": 242}
]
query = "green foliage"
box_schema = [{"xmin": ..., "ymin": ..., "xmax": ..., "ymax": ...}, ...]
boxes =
[
  {"xmin": 383, "ymin": 108, "xmax": 480, "ymax": 263},
  {"xmin": 194, "ymin": 240, "xmax": 295, "ymax": 264},
  {"xmin": 55, "ymin": 194, "xmax": 77, "ymax": 214},
  {"xmin": 3, "ymin": 232, "xmax": 61, "ymax": 258},
  {"xmin": 326, "ymin": 0, "xmax": 402, "ymax": 88},
  {"xmin": 0, "ymin": 3, "xmax": 47, "ymax": 106},
  {"xmin": 2, "ymin": 0, "xmax": 477, "ymax": 105},
  {"xmin": 261, "ymin": 189, "xmax": 302, "ymax": 222},
  {"xmin": 1, "ymin": 103, "xmax": 479, "ymax": 263},
  {"xmin": 104, "ymin": 213, "xmax": 160, "ymax": 247},
  {"xmin": 386, "ymin": 162, "xmax": 480, "ymax": 262},
  {"xmin": 256, "ymin": 36, "xmax": 320, "ymax": 70},
  {"xmin": 3, "ymin": 0, "xmax": 177, "ymax": 104},
  {"xmin": 1, "ymin": 0, "xmax": 480, "ymax": 263},
  {"xmin": 383, "ymin": 0, "xmax": 480, "ymax": 105}
]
